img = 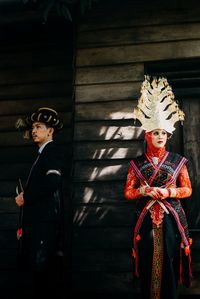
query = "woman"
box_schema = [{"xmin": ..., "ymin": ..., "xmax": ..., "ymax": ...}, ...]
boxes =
[{"xmin": 124, "ymin": 76, "xmax": 192, "ymax": 299}]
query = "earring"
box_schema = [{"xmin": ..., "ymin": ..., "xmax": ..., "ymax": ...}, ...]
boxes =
[{"xmin": 167, "ymin": 134, "xmax": 172, "ymax": 140}]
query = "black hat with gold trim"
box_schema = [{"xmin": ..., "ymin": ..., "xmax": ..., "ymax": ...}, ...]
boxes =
[{"xmin": 15, "ymin": 107, "xmax": 63, "ymax": 139}]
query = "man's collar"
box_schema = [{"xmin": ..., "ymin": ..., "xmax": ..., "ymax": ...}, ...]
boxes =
[{"xmin": 38, "ymin": 140, "xmax": 53, "ymax": 154}]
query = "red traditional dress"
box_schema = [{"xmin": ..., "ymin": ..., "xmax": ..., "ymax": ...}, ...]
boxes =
[{"xmin": 124, "ymin": 146, "xmax": 192, "ymax": 299}]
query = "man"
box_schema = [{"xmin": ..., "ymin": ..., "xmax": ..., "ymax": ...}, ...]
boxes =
[{"xmin": 15, "ymin": 107, "xmax": 65, "ymax": 298}]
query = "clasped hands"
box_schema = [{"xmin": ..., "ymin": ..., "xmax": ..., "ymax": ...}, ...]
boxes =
[{"xmin": 140, "ymin": 186, "xmax": 169, "ymax": 200}]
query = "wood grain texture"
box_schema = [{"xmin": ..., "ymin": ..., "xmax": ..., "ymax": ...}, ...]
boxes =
[
  {"xmin": 75, "ymin": 82, "xmax": 141, "ymax": 103},
  {"xmin": 75, "ymin": 64, "xmax": 144, "ymax": 84},
  {"xmin": 78, "ymin": 23, "xmax": 200, "ymax": 48},
  {"xmin": 76, "ymin": 40, "xmax": 200, "ymax": 66}
]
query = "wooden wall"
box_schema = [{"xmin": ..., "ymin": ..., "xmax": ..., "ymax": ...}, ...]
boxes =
[
  {"xmin": 0, "ymin": 5, "xmax": 74, "ymax": 296},
  {"xmin": 72, "ymin": 0, "xmax": 200, "ymax": 297}
]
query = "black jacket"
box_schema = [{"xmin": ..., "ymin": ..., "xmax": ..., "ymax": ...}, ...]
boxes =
[
  {"xmin": 20, "ymin": 141, "xmax": 65, "ymax": 271},
  {"xmin": 23, "ymin": 141, "xmax": 64, "ymax": 223}
]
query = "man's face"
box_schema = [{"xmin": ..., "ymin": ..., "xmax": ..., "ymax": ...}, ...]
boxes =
[{"xmin": 31, "ymin": 122, "xmax": 53, "ymax": 146}]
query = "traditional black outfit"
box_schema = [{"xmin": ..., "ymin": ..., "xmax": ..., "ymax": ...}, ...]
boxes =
[
  {"xmin": 16, "ymin": 108, "xmax": 64, "ymax": 297},
  {"xmin": 21, "ymin": 141, "xmax": 64, "ymax": 273}
]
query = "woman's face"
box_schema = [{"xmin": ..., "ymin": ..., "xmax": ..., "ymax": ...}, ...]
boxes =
[{"xmin": 150, "ymin": 129, "xmax": 168, "ymax": 148}]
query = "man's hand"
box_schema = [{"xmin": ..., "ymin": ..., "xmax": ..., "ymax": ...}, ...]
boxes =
[{"xmin": 15, "ymin": 192, "xmax": 25, "ymax": 207}]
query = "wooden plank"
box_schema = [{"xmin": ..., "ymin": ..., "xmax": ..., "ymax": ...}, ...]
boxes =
[
  {"xmin": 0, "ymin": 154, "xmax": 71, "ymax": 182},
  {"xmin": 73, "ymin": 160, "xmax": 129, "ymax": 182},
  {"xmin": 72, "ymin": 270, "xmax": 200, "ymax": 296},
  {"xmin": 0, "ymin": 81, "xmax": 72, "ymax": 100},
  {"xmin": 0, "ymin": 231, "xmax": 18, "ymax": 249},
  {"xmin": 0, "ymin": 66, "xmax": 72, "ymax": 85},
  {"xmin": 73, "ymin": 227, "xmax": 132, "ymax": 249},
  {"xmin": 146, "ymin": 59, "xmax": 200, "ymax": 79},
  {"xmin": 74, "ymin": 120, "xmax": 144, "ymax": 141},
  {"xmin": 0, "ymin": 213, "xmax": 18, "ymax": 229},
  {"xmin": 73, "ymin": 247, "xmax": 200, "ymax": 272},
  {"xmin": 75, "ymin": 64, "xmax": 144, "ymax": 84},
  {"xmin": 78, "ymin": 22, "xmax": 200, "ymax": 48},
  {"xmin": 182, "ymin": 99, "xmax": 200, "ymax": 185},
  {"xmin": 75, "ymin": 100, "xmax": 139, "ymax": 121},
  {"xmin": 0, "ymin": 159, "xmax": 70, "ymax": 184},
  {"xmin": 0, "ymin": 270, "xmax": 32, "ymax": 296},
  {"xmin": 73, "ymin": 181, "xmax": 127, "ymax": 204},
  {"xmin": 72, "ymin": 271, "xmax": 137, "ymax": 294},
  {"xmin": 0, "ymin": 48, "xmax": 72, "ymax": 68},
  {"xmin": 72, "ymin": 249, "xmax": 133, "ymax": 272},
  {"xmin": 0, "ymin": 163, "xmax": 30, "ymax": 181},
  {"xmin": 0, "ymin": 128, "xmax": 71, "ymax": 147},
  {"xmin": 78, "ymin": 5, "xmax": 200, "ymax": 31},
  {"xmin": 75, "ymin": 82, "xmax": 141, "ymax": 103},
  {"xmin": 0, "ymin": 144, "xmax": 71, "ymax": 163},
  {"xmin": 178, "ymin": 273, "xmax": 200, "ymax": 295},
  {"xmin": 0, "ymin": 197, "xmax": 18, "ymax": 213},
  {"xmin": 74, "ymin": 140, "xmax": 143, "ymax": 160},
  {"xmin": 75, "ymin": 82, "xmax": 200, "ymax": 105},
  {"xmin": 0, "ymin": 132, "xmax": 32, "ymax": 147},
  {"xmin": 0, "ymin": 97, "xmax": 72, "ymax": 115},
  {"xmin": 0, "ymin": 172, "xmax": 71, "ymax": 198},
  {"xmin": 76, "ymin": 40, "xmax": 200, "ymax": 66},
  {"xmin": 0, "ymin": 250, "xmax": 17, "ymax": 269},
  {"xmin": 192, "ymin": 249, "xmax": 200, "ymax": 272},
  {"xmin": 0, "ymin": 146, "xmax": 35, "ymax": 163},
  {"xmin": 189, "ymin": 230, "xmax": 200, "ymax": 250},
  {"xmin": 74, "ymin": 125, "xmax": 181, "ymax": 157},
  {"xmin": 182, "ymin": 99, "xmax": 200, "ymax": 229},
  {"xmin": 0, "ymin": 31, "xmax": 69, "ymax": 48},
  {"xmin": 73, "ymin": 204, "xmax": 136, "ymax": 227}
]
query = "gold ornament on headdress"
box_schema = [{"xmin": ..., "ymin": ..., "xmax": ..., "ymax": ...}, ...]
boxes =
[{"xmin": 133, "ymin": 76, "xmax": 185, "ymax": 134}]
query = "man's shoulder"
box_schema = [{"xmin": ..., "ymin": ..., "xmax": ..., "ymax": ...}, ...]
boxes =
[{"xmin": 42, "ymin": 142, "xmax": 64, "ymax": 158}]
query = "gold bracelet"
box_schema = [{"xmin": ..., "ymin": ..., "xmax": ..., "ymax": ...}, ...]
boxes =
[
  {"xmin": 139, "ymin": 186, "xmax": 146, "ymax": 196},
  {"xmin": 168, "ymin": 188, "xmax": 176, "ymax": 198}
]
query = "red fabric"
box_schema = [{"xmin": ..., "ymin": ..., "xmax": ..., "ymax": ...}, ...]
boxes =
[
  {"xmin": 124, "ymin": 164, "xmax": 192, "ymax": 200},
  {"xmin": 124, "ymin": 131, "xmax": 192, "ymax": 200}
]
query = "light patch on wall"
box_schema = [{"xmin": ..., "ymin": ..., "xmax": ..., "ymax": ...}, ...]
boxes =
[
  {"xmin": 89, "ymin": 165, "xmax": 122, "ymax": 181},
  {"xmin": 99, "ymin": 125, "xmax": 143, "ymax": 140},
  {"xmin": 93, "ymin": 147, "xmax": 128, "ymax": 159}
]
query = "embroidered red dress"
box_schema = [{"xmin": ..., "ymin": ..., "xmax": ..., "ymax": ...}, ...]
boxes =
[{"xmin": 124, "ymin": 147, "xmax": 192, "ymax": 299}]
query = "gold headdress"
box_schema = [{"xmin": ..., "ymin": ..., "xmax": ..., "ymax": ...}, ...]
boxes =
[{"xmin": 133, "ymin": 76, "xmax": 185, "ymax": 134}]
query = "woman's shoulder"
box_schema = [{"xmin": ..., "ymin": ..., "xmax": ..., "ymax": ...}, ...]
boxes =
[
  {"xmin": 167, "ymin": 151, "xmax": 185, "ymax": 159},
  {"xmin": 167, "ymin": 151, "xmax": 188, "ymax": 164}
]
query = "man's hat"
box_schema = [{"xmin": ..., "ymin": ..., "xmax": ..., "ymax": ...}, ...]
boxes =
[{"xmin": 15, "ymin": 107, "xmax": 63, "ymax": 139}]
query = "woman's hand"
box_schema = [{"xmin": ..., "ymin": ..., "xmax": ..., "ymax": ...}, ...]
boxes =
[
  {"xmin": 140, "ymin": 186, "xmax": 170, "ymax": 200},
  {"xmin": 140, "ymin": 186, "xmax": 162, "ymax": 199},
  {"xmin": 15, "ymin": 192, "xmax": 25, "ymax": 207},
  {"xmin": 156, "ymin": 188, "xmax": 170, "ymax": 200}
]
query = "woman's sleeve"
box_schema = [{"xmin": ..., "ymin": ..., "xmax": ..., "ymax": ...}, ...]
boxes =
[
  {"xmin": 124, "ymin": 166, "xmax": 141, "ymax": 200},
  {"xmin": 168, "ymin": 164, "xmax": 192, "ymax": 199}
]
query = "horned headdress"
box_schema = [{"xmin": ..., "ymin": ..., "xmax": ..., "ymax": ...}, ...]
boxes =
[{"xmin": 133, "ymin": 76, "xmax": 185, "ymax": 134}]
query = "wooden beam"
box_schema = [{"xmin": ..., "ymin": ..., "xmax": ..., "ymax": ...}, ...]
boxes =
[{"xmin": 76, "ymin": 40, "xmax": 200, "ymax": 66}]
